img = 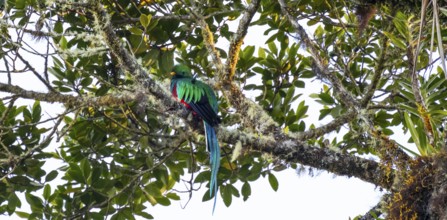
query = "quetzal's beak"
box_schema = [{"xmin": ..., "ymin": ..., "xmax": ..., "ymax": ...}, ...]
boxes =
[{"xmin": 170, "ymin": 72, "xmax": 176, "ymax": 76}]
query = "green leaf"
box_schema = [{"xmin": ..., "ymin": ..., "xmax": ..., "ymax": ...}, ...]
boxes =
[
  {"xmin": 284, "ymin": 86, "xmax": 295, "ymax": 106},
  {"xmin": 129, "ymin": 27, "xmax": 143, "ymax": 35},
  {"xmin": 440, "ymin": 7, "xmax": 447, "ymax": 17},
  {"xmin": 296, "ymin": 101, "xmax": 308, "ymax": 120},
  {"xmin": 136, "ymin": 212, "xmax": 154, "ymax": 219},
  {"xmin": 8, "ymin": 192, "xmax": 21, "ymax": 210},
  {"xmin": 403, "ymin": 113, "xmax": 425, "ymax": 155},
  {"xmin": 229, "ymin": 184, "xmax": 240, "ymax": 197},
  {"xmin": 159, "ymin": 50, "xmax": 174, "ymax": 73},
  {"xmin": 32, "ymin": 101, "xmax": 41, "ymax": 122},
  {"xmin": 143, "ymin": 49, "xmax": 159, "ymax": 67},
  {"xmin": 195, "ymin": 171, "xmax": 210, "ymax": 183},
  {"xmin": 59, "ymin": 36, "xmax": 68, "ymax": 49},
  {"xmin": 221, "ymin": 185, "xmax": 232, "ymax": 207},
  {"xmin": 247, "ymin": 163, "xmax": 262, "ymax": 181},
  {"xmin": 258, "ymin": 47, "xmax": 266, "ymax": 58},
  {"xmin": 242, "ymin": 45, "xmax": 255, "ymax": 60},
  {"xmin": 268, "ymin": 173, "xmax": 279, "ymax": 191},
  {"xmin": 140, "ymin": 14, "xmax": 152, "ymax": 28},
  {"xmin": 155, "ymin": 197, "xmax": 171, "ymax": 206},
  {"xmin": 67, "ymin": 163, "xmax": 85, "ymax": 184},
  {"xmin": 383, "ymin": 31, "xmax": 406, "ymax": 50},
  {"xmin": 43, "ymin": 184, "xmax": 51, "ymax": 200},
  {"xmin": 80, "ymin": 77, "xmax": 93, "ymax": 87},
  {"xmin": 318, "ymin": 93, "xmax": 335, "ymax": 105},
  {"xmin": 25, "ymin": 193, "xmax": 44, "ymax": 210},
  {"xmin": 166, "ymin": 193, "xmax": 180, "ymax": 200},
  {"xmin": 53, "ymin": 21, "xmax": 63, "ymax": 34},
  {"xmin": 241, "ymin": 182, "xmax": 251, "ymax": 201},
  {"xmin": 202, "ymin": 189, "xmax": 212, "ymax": 202},
  {"xmin": 293, "ymin": 80, "xmax": 305, "ymax": 88},
  {"xmin": 15, "ymin": 0, "xmax": 26, "ymax": 9},
  {"xmin": 393, "ymin": 12, "xmax": 410, "ymax": 40},
  {"xmin": 45, "ymin": 170, "xmax": 58, "ymax": 182},
  {"xmin": 15, "ymin": 211, "xmax": 30, "ymax": 218},
  {"xmin": 267, "ymin": 41, "xmax": 278, "ymax": 55},
  {"xmin": 81, "ymin": 158, "xmax": 91, "ymax": 182},
  {"xmin": 147, "ymin": 18, "xmax": 159, "ymax": 31},
  {"xmin": 285, "ymin": 112, "xmax": 297, "ymax": 125}
]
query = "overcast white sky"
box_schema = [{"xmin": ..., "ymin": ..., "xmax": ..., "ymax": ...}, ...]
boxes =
[{"xmin": 150, "ymin": 169, "xmax": 384, "ymax": 219}]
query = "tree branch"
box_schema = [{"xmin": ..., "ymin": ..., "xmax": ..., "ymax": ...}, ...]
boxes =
[
  {"xmin": 223, "ymin": 0, "xmax": 260, "ymax": 82},
  {"xmin": 188, "ymin": 7, "xmax": 225, "ymax": 76},
  {"xmin": 295, "ymin": 109, "xmax": 357, "ymax": 141},
  {"xmin": 220, "ymin": 128, "xmax": 394, "ymax": 189},
  {"xmin": 277, "ymin": 0, "xmax": 359, "ymax": 109},
  {"xmin": 112, "ymin": 10, "xmax": 240, "ymax": 26},
  {"xmin": 0, "ymin": 82, "xmax": 138, "ymax": 108},
  {"xmin": 15, "ymin": 52, "xmax": 55, "ymax": 92},
  {"xmin": 357, "ymin": 194, "xmax": 390, "ymax": 220},
  {"xmin": 360, "ymin": 21, "xmax": 391, "ymax": 107},
  {"xmin": 89, "ymin": 1, "xmax": 174, "ymax": 108}
]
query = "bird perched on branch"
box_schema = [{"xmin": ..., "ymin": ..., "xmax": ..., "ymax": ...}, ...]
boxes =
[{"xmin": 170, "ymin": 64, "xmax": 221, "ymax": 213}]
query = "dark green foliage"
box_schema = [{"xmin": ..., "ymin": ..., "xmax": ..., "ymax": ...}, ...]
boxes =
[{"xmin": 2, "ymin": 0, "xmax": 447, "ymax": 219}]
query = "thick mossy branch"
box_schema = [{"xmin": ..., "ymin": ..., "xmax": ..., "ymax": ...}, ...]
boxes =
[
  {"xmin": 89, "ymin": 1, "xmax": 174, "ymax": 108},
  {"xmin": 387, "ymin": 156, "xmax": 434, "ymax": 219},
  {"xmin": 188, "ymin": 6, "xmax": 225, "ymax": 76},
  {"xmin": 0, "ymin": 82, "xmax": 139, "ymax": 108},
  {"xmin": 224, "ymin": 0, "xmax": 260, "ymax": 82},
  {"xmin": 386, "ymin": 153, "xmax": 447, "ymax": 219},
  {"xmin": 220, "ymin": 128, "xmax": 394, "ymax": 189},
  {"xmin": 0, "ymin": 83, "xmax": 77, "ymax": 104}
]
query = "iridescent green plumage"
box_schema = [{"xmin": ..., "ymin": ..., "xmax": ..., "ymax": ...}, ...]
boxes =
[
  {"xmin": 170, "ymin": 65, "xmax": 219, "ymax": 123},
  {"xmin": 170, "ymin": 64, "xmax": 220, "ymax": 213}
]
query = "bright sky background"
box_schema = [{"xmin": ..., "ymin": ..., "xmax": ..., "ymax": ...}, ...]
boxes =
[
  {"xmin": 151, "ymin": 169, "xmax": 385, "ymax": 219},
  {"xmin": 0, "ymin": 7, "xmax": 407, "ymax": 220}
]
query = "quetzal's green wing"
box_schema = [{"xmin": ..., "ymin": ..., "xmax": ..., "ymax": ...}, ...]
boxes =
[
  {"xmin": 202, "ymin": 83, "xmax": 219, "ymax": 112},
  {"xmin": 175, "ymin": 79, "xmax": 220, "ymax": 126},
  {"xmin": 175, "ymin": 79, "xmax": 204, "ymax": 103}
]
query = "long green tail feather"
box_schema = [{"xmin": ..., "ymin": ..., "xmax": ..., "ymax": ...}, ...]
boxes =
[{"xmin": 204, "ymin": 121, "xmax": 220, "ymax": 214}]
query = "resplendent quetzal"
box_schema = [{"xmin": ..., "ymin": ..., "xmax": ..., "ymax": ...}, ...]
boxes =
[{"xmin": 170, "ymin": 64, "xmax": 221, "ymax": 212}]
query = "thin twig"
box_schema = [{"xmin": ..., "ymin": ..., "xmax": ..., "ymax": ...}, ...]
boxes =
[{"xmin": 15, "ymin": 52, "xmax": 55, "ymax": 92}]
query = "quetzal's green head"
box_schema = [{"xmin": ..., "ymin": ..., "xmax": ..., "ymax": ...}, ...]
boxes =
[{"xmin": 170, "ymin": 64, "xmax": 193, "ymax": 79}]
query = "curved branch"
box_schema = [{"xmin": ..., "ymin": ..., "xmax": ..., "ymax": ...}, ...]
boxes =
[
  {"xmin": 89, "ymin": 1, "xmax": 174, "ymax": 108},
  {"xmin": 220, "ymin": 128, "xmax": 394, "ymax": 189},
  {"xmin": 224, "ymin": 0, "xmax": 260, "ymax": 82}
]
